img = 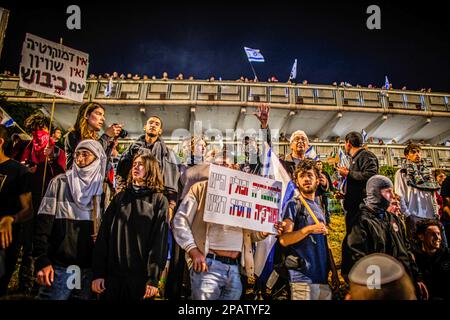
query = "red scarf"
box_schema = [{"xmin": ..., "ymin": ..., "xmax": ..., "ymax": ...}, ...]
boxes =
[{"xmin": 31, "ymin": 130, "xmax": 54, "ymax": 164}]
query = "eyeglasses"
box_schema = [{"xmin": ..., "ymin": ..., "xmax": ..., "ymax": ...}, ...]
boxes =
[
  {"xmin": 292, "ymin": 137, "xmax": 308, "ymax": 143},
  {"xmin": 75, "ymin": 150, "xmax": 95, "ymax": 159}
]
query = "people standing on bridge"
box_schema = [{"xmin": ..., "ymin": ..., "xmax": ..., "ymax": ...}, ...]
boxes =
[
  {"xmin": 17, "ymin": 113, "xmax": 66, "ymax": 295},
  {"xmin": 92, "ymin": 152, "xmax": 169, "ymax": 300},
  {"xmin": 34, "ymin": 140, "xmax": 106, "ymax": 300},
  {"xmin": 0, "ymin": 125, "xmax": 33, "ymax": 297},
  {"xmin": 394, "ymin": 144, "xmax": 444, "ymax": 246}
]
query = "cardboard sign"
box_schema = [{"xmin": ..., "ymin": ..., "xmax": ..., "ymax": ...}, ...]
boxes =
[
  {"xmin": 19, "ymin": 33, "xmax": 89, "ymax": 102},
  {"xmin": 204, "ymin": 164, "xmax": 282, "ymax": 234}
]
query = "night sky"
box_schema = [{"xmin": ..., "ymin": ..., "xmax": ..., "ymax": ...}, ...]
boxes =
[{"xmin": 1, "ymin": 1, "xmax": 450, "ymax": 92}]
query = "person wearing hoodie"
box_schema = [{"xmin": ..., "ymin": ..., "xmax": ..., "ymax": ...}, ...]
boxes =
[
  {"xmin": 92, "ymin": 152, "xmax": 169, "ymax": 300},
  {"xmin": 341, "ymin": 175, "xmax": 428, "ymax": 299},
  {"xmin": 33, "ymin": 140, "xmax": 106, "ymax": 300}
]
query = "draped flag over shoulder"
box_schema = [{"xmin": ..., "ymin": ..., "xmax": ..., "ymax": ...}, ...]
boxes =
[
  {"xmin": 244, "ymin": 47, "xmax": 265, "ymax": 62},
  {"xmin": 384, "ymin": 76, "xmax": 390, "ymax": 90},
  {"xmin": 254, "ymin": 143, "xmax": 298, "ymax": 277}
]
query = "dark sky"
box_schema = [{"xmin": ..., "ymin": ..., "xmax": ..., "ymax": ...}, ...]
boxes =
[{"xmin": 1, "ymin": 1, "xmax": 450, "ymax": 92}]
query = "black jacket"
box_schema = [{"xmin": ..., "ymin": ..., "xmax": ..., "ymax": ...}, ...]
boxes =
[
  {"xmin": 342, "ymin": 204, "xmax": 419, "ymax": 280},
  {"xmin": 343, "ymin": 149, "xmax": 379, "ymax": 213},
  {"xmin": 116, "ymin": 135, "xmax": 179, "ymax": 202},
  {"xmin": 413, "ymin": 247, "xmax": 450, "ymax": 300},
  {"xmin": 92, "ymin": 188, "xmax": 169, "ymax": 287}
]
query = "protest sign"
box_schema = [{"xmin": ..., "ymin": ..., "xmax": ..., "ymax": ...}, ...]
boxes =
[
  {"xmin": 204, "ymin": 164, "xmax": 282, "ymax": 234},
  {"xmin": 19, "ymin": 33, "xmax": 89, "ymax": 102}
]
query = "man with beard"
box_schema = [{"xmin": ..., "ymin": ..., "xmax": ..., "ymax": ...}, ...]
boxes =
[
  {"xmin": 278, "ymin": 159, "xmax": 331, "ymax": 300},
  {"xmin": 116, "ymin": 116, "xmax": 179, "ymax": 218},
  {"xmin": 342, "ymin": 175, "xmax": 428, "ymax": 299}
]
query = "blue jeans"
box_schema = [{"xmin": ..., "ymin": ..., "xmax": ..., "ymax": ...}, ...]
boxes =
[
  {"xmin": 190, "ymin": 257, "xmax": 242, "ymax": 300},
  {"xmin": 36, "ymin": 265, "xmax": 93, "ymax": 300}
]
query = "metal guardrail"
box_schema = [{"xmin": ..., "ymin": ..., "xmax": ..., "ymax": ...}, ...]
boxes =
[{"xmin": 1, "ymin": 77, "xmax": 449, "ymax": 114}]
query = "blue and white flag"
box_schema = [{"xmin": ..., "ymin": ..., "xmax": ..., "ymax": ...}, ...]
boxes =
[
  {"xmin": 384, "ymin": 76, "xmax": 390, "ymax": 90},
  {"xmin": 244, "ymin": 47, "xmax": 265, "ymax": 63},
  {"xmin": 361, "ymin": 129, "xmax": 368, "ymax": 143},
  {"xmin": 305, "ymin": 145, "xmax": 319, "ymax": 161},
  {"xmin": 289, "ymin": 59, "xmax": 297, "ymax": 80},
  {"xmin": 104, "ymin": 77, "xmax": 113, "ymax": 98},
  {"xmin": 254, "ymin": 143, "xmax": 298, "ymax": 277},
  {"xmin": 0, "ymin": 107, "xmax": 15, "ymax": 128}
]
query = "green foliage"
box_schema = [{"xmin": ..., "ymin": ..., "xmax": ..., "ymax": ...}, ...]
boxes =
[
  {"xmin": 379, "ymin": 165, "xmax": 397, "ymax": 183},
  {"xmin": 322, "ymin": 162, "xmax": 335, "ymax": 178}
]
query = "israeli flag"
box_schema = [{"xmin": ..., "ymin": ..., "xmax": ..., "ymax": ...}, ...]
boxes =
[
  {"xmin": 338, "ymin": 148, "xmax": 350, "ymax": 168},
  {"xmin": 0, "ymin": 107, "xmax": 15, "ymax": 128},
  {"xmin": 289, "ymin": 59, "xmax": 298, "ymax": 80},
  {"xmin": 244, "ymin": 47, "xmax": 265, "ymax": 62},
  {"xmin": 254, "ymin": 143, "xmax": 298, "ymax": 277},
  {"xmin": 305, "ymin": 145, "xmax": 319, "ymax": 161},
  {"xmin": 361, "ymin": 129, "xmax": 368, "ymax": 143},
  {"xmin": 104, "ymin": 77, "xmax": 113, "ymax": 98},
  {"xmin": 385, "ymin": 76, "xmax": 390, "ymax": 90}
]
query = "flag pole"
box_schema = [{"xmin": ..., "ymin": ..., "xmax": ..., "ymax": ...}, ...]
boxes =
[
  {"xmin": 41, "ymin": 37, "xmax": 62, "ymax": 198},
  {"xmin": 248, "ymin": 60, "xmax": 258, "ymax": 81}
]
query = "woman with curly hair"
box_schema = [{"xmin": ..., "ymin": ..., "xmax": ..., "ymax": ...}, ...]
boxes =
[
  {"xmin": 65, "ymin": 102, "xmax": 122, "ymax": 169},
  {"xmin": 92, "ymin": 151, "xmax": 169, "ymax": 300}
]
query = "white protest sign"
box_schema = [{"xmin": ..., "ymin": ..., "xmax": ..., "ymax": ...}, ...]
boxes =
[
  {"xmin": 19, "ymin": 33, "xmax": 89, "ymax": 102},
  {"xmin": 204, "ymin": 164, "xmax": 282, "ymax": 234}
]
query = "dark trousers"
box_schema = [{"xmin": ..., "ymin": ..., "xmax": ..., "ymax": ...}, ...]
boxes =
[
  {"xmin": 165, "ymin": 241, "xmax": 189, "ymax": 299},
  {"xmin": 0, "ymin": 227, "xmax": 21, "ymax": 296},
  {"xmin": 18, "ymin": 220, "xmax": 35, "ymax": 295},
  {"xmin": 100, "ymin": 275, "xmax": 148, "ymax": 300}
]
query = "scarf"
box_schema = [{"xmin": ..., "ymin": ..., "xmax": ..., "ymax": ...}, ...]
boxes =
[
  {"xmin": 401, "ymin": 159, "xmax": 440, "ymax": 191},
  {"xmin": 31, "ymin": 130, "xmax": 54, "ymax": 164},
  {"xmin": 66, "ymin": 139, "xmax": 107, "ymax": 209}
]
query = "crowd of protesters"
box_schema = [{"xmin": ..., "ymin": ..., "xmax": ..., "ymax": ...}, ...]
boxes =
[
  {"xmin": 0, "ymin": 101, "xmax": 449, "ymax": 301},
  {"xmin": 1, "ymin": 70, "xmax": 434, "ymax": 92}
]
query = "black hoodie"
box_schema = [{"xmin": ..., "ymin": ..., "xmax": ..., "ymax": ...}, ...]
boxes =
[{"xmin": 92, "ymin": 187, "xmax": 169, "ymax": 287}]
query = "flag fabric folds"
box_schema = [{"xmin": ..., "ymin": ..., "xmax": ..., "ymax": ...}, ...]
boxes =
[
  {"xmin": 104, "ymin": 77, "xmax": 113, "ymax": 97},
  {"xmin": 0, "ymin": 107, "xmax": 15, "ymax": 127},
  {"xmin": 254, "ymin": 143, "xmax": 298, "ymax": 277},
  {"xmin": 384, "ymin": 76, "xmax": 390, "ymax": 90},
  {"xmin": 289, "ymin": 59, "xmax": 297, "ymax": 80},
  {"xmin": 244, "ymin": 47, "xmax": 265, "ymax": 63}
]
